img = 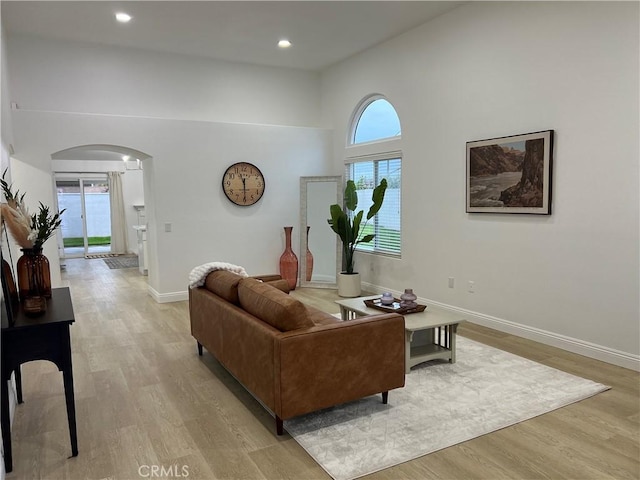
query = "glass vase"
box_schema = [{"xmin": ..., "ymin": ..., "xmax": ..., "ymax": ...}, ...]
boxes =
[
  {"xmin": 400, "ymin": 288, "xmax": 417, "ymax": 309},
  {"xmin": 279, "ymin": 226, "xmax": 298, "ymax": 290},
  {"xmin": 17, "ymin": 247, "xmax": 51, "ymax": 314}
]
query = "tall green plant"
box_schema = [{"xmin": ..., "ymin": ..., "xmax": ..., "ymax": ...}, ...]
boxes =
[{"xmin": 328, "ymin": 178, "xmax": 387, "ymax": 274}]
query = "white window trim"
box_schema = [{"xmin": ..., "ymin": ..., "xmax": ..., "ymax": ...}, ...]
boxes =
[
  {"xmin": 347, "ymin": 94, "xmax": 402, "ymax": 146},
  {"xmin": 343, "ymin": 153, "xmax": 402, "ymax": 258},
  {"xmin": 345, "ymin": 94, "xmax": 403, "ymax": 259},
  {"xmin": 345, "ymin": 146, "xmax": 403, "ymax": 165}
]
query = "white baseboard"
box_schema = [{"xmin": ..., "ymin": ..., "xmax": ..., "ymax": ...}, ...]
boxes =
[
  {"xmin": 362, "ymin": 282, "xmax": 640, "ymax": 372},
  {"xmin": 147, "ymin": 285, "xmax": 188, "ymax": 303}
]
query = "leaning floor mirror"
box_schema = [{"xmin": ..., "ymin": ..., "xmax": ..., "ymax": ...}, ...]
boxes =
[{"xmin": 300, "ymin": 176, "xmax": 342, "ymax": 288}]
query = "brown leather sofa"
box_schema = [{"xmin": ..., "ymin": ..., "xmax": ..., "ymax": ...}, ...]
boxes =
[{"xmin": 189, "ymin": 270, "xmax": 405, "ymax": 435}]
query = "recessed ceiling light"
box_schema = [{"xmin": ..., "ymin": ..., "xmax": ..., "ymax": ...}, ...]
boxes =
[
  {"xmin": 122, "ymin": 155, "xmax": 130, "ymax": 162},
  {"xmin": 278, "ymin": 39, "xmax": 292, "ymax": 48},
  {"xmin": 115, "ymin": 12, "xmax": 132, "ymax": 23}
]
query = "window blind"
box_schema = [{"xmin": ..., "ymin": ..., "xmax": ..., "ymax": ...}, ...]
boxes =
[{"xmin": 346, "ymin": 156, "xmax": 401, "ymax": 256}]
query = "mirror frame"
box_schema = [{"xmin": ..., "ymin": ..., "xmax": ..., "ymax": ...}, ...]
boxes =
[{"xmin": 300, "ymin": 176, "xmax": 343, "ymax": 288}]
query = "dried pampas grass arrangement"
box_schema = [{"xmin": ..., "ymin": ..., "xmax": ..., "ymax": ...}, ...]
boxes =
[
  {"xmin": 1, "ymin": 169, "xmax": 64, "ymax": 250},
  {"xmin": 1, "ymin": 203, "xmax": 35, "ymax": 248}
]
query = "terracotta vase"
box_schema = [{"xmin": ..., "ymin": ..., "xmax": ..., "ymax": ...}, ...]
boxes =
[
  {"xmin": 16, "ymin": 247, "xmax": 51, "ymax": 314},
  {"xmin": 279, "ymin": 226, "xmax": 298, "ymax": 290},
  {"xmin": 305, "ymin": 226, "xmax": 314, "ymax": 282}
]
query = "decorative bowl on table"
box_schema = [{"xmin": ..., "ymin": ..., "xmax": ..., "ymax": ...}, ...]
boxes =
[
  {"xmin": 380, "ymin": 292, "xmax": 394, "ymax": 305},
  {"xmin": 364, "ymin": 297, "xmax": 426, "ymax": 315}
]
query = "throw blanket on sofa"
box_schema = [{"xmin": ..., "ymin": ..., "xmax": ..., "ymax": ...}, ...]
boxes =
[{"xmin": 188, "ymin": 262, "xmax": 248, "ymax": 288}]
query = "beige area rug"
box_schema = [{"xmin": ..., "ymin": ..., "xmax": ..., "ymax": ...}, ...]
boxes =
[{"xmin": 285, "ymin": 336, "xmax": 609, "ymax": 480}]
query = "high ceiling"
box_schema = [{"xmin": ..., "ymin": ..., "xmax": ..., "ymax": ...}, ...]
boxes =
[{"xmin": 2, "ymin": 1, "xmax": 464, "ymax": 71}]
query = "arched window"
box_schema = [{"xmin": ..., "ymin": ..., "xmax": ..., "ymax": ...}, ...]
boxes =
[
  {"xmin": 345, "ymin": 95, "xmax": 402, "ymax": 256},
  {"xmin": 352, "ymin": 98, "xmax": 401, "ymax": 144}
]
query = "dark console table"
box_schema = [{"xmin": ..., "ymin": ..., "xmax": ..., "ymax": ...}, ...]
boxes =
[{"xmin": 1, "ymin": 287, "xmax": 78, "ymax": 473}]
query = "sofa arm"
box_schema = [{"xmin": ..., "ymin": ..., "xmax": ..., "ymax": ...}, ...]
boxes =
[
  {"xmin": 250, "ymin": 274, "xmax": 290, "ymax": 293},
  {"xmin": 251, "ymin": 274, "xmax": 283, "ymax": 283},
  {"xmin": 274, "ymin": 313, "xmax": 405, "ymax": 420}
]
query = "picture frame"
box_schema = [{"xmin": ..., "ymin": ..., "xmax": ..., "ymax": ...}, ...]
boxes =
[{"xmin": 466, "ymin": 130, "xmax": 554, "ymax": 214}]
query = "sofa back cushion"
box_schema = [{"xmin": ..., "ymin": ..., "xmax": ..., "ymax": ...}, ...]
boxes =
[
  {"xmin": 204, "ymin": 270, "xmax": 243, "ymax": 304},
  {"xmin": 238, "ymin": 278, "xmax": 313, "ymax": 332},
  {"xmin": 264, "ymin": 279, "xmax": 290, "ymax": 294}
]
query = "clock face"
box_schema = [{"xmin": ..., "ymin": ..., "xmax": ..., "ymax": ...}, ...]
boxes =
[{"xmin": 222, "ymin": 162, "xmax": 265, "ymax": 206}]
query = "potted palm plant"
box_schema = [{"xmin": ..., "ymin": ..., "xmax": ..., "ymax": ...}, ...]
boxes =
[{"xmin": 328, "ymin": 178, "xmax": 387, "ymax": 297}]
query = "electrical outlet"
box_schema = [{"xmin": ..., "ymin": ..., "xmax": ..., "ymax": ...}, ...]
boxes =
[
  {"xmin": 164, "ymin": 222, "xmax": 172, "ymax": 232},
  {"xmin": 448, "ymin": 277, "xmax": 455, "ymax": 288},
  {"xmin": 468, "ymin": 281, "xmax": 475, "ymax": 293}
]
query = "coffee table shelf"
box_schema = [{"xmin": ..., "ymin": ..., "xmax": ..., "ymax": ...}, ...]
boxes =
[
  {"xmin": 406, "ymin": 325, "xmax": 458, "ymax": 371},
  {"xmin": 410, "ymin": 343, "xmax": 451, "ymax": 361},
  {"xmin": 335, "ymin": 295, "xmax": 464, "ymax": 374}
]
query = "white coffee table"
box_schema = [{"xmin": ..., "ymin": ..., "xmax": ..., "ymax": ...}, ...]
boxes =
[{"xmin": 335, "ymin": 295, "xmax": 464, "ymax": 374}]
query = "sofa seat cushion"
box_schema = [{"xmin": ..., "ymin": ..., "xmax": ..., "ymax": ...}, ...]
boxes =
[
  {"xmin": 204, "ymin": 270, "xmax": 243, "ymax": 304},
  {"xmin": 238, "ymin": 278, "xmax": 313, "ymax": 332}
]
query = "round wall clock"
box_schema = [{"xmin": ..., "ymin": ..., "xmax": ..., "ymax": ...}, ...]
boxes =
[{"xmin": 222, "ymin": 162, "xmax": 265, "ymax": 206}]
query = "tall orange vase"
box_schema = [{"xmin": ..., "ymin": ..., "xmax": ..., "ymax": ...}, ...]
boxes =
[
  {"xmin": 279, "ymin": 226, "xmax": 298, "ymax": 290},
  {"xmin": 305, "ymin": 226, "xmax": 314, "ymax": 282}
]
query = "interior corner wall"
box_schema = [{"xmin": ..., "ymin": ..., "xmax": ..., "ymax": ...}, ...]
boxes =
[{"xmin": 320, "ymin": 1, "xmax": 640, "ymax": 364}]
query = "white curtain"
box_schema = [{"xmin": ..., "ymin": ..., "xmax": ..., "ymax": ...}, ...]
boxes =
[{"xmin": 108, "ymin": 171, "xmax": 127, "ymax": 254}]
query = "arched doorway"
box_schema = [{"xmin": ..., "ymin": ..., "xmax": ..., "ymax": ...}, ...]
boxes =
[{"xmin": 50, "ymin": 145, "xmax": 150, "ymax": 267}]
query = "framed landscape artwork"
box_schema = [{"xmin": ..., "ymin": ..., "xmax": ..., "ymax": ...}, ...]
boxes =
[{"xmin": 466, "ymin": 130, "xmax": 554, "ymax": 214}]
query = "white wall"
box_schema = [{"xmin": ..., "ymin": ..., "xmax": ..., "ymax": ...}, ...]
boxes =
[
  {"xmin": 1, "ymin": 20, "xmax": 13, "ymax": 149},
  {"xmin": 5, "ymin": 35, "xmax": 333, "ymax": 300},
  {"xmin": 8, "ymin": 34, "xmax": 322, "ymax": 128},
  {"xmin": 11, "ymin": 110, "xmax": 332, "ymax": 299},
  {"xmin": 321, "ymin": 1, "xmax": 639, "ymax": 367}
]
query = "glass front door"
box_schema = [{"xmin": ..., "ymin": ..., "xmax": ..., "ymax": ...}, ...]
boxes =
[{"xmin": 56, "ymin": 176, "xmax": 111, "ymax": 257}]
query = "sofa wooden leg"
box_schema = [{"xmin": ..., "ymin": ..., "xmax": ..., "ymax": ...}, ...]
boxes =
[
  {"xmin": 382, "ymin": 391, "xmax": 388, "ymax": 404},
  {"xmin": 197, "ymin": 341, "xmax": 203, "ymax": 356},
  {"xmin": 276, "ymin": 416, "xmax": 284, "ymax": 435}
]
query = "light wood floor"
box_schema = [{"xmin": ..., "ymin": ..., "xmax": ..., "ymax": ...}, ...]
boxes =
[{"xmin": 6, "ymin": 258, "xmax": 639, "ymax": 479}]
